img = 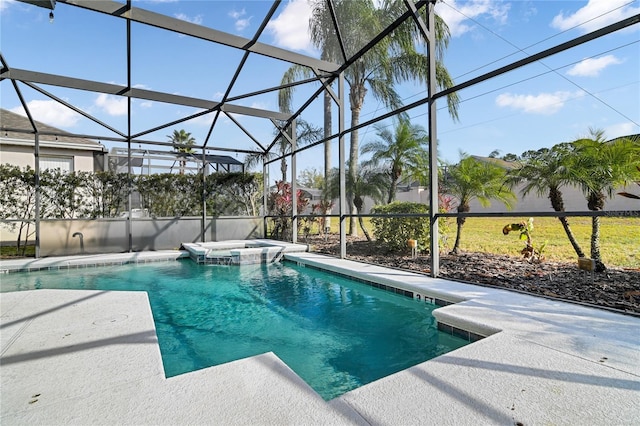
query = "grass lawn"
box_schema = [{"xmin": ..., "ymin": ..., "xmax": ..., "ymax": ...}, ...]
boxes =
[
  {"xmin": 441, "ymin": 217, "xmax": 640, "ymax": 269},
  {"xmin": 316, "ymin": 216, "xmax": 639, "ymax": 269},
  {"xmin": 0, "ymin": 245, "xmax": 35, "ymax": 258}
]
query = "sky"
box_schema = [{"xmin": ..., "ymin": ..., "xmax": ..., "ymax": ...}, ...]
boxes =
[{"xmin": 1, "ymin": 0, "xmax": 639, "ymax": 178}]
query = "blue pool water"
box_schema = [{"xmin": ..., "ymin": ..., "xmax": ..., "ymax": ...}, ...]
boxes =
[{"xmin": 1, "ymin": 260, "xmax": 469, "ymax": 400}]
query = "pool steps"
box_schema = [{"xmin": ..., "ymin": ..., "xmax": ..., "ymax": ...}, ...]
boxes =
[{"xmin": 181, "ymin": 239, "xmax": 309, "ymax": 265}]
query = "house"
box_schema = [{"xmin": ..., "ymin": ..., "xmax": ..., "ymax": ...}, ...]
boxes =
[
  {"xmin": 466, "ymin": 146, "xmax": 639, "ymax": 213},
  {"xmin": 0, "ymin": 108, "xmax": 107, "ymax": 172},
  {"xmin": 363, "ymin": 136, "xmax": 639, "ymax": 213}
]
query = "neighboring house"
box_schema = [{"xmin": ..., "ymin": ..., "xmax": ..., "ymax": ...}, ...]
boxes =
[
  {"xmin": 0, "ymin": 108, "xmax": 107, "ymax": 172},
  {"xmin": 466, "ymin": 151, "xmax": 638, "ymax": 213},
  {"xmin": 361, "ymin": 137, "xmax": 639, "ymax": 213},
  {"xmin": 106, "ymin": 146, "xmax": 245, "ymax": 175}
]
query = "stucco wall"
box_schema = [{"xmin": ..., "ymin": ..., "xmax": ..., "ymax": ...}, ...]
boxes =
[
  {"xmin": 0, "ymin": 145, "xmax": 97, "ymax": 172},
  {"xmin": 0, "ymin": 216, "xmax": 266, "ymax": 256},
  {"xmin": 350, "ymin": 183, "xmax": 638, "ymax": 214}
]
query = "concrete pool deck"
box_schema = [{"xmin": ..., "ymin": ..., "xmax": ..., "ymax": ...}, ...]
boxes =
[{"xmin": 1, "ymin": 251, "xmax": 639, "ymax": 425}]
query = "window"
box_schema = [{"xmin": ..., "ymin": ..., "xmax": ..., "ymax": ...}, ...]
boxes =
[{"xmin": 41, "ymin": 156, "xmax": 73, "ymax": 172}]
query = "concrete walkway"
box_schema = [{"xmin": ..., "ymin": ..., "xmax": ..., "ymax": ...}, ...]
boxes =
[{"xmin": 1, "ymin": 252, "xmax": 639, "ymax": 425}]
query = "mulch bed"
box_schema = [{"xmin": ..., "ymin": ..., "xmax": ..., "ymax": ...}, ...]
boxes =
[{"xmin": 305, "ymin": 235, "xmax": 640, "ymax": 316}]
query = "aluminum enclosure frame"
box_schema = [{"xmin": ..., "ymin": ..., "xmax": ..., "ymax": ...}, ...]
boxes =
[{"xmin": 2, "ymin": 0, "xmax": 638, "ymax": 275}]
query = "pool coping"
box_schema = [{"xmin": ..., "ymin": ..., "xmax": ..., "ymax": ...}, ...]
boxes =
[
  {"xmin": 2, "ymin": 249, "xmax": 639, "ymax": 425},
  {"xmin": 0, "ymin": 250, "xmax": 190, "ymax": 273}
]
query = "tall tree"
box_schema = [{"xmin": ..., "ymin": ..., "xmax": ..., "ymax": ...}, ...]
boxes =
[
  {"xmin": 361, "ymin": 119, "xmax": 429, "ymax": 203},
  {"xmin": 445, "ymin": 153, "xmax": 516, "ymax": 254},
  {"xmin": 280, "ymin": 0, "xmax": 459, "ymax": 235},
  {"xmin": 167, "ymin": 129, "xmax": 196, "ymax": 175},
  {"xmin": 244, "ymin": 119, "xmax": 322, "ymax": 182},
  {"xmin": 568, "ymin": 129, "xmax": 640, "ymax": 272},
  {"xmin": 505, "ymin": 144, "xmax": 585, "ymax": 258},
  {"xmin": 297, "ymin": 167, "xmax": 325, "ymax": 189}
]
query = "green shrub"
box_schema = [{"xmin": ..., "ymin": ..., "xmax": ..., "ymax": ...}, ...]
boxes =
[{"xmin": 370, "ymin": 201, "xmax": 430, "ymax": 252}]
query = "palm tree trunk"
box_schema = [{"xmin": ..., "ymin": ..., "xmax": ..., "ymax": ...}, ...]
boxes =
[
  {"xmin": 348, "ymin": 83, "xmax": 366, "ymax": 236},
  {"xmin": 451, "ymin": 203, "xmax": 469, "ymax": 255},
  {"xmin": 323, "ymin": 90, "xmax": 332, "ymax": 229},
  {"xmin": 358, "ymin": 216, "xmax": 372, "ymax": 241},
  {"xmin": 451, "ymin": 217, "xmax": 465, "ymax": 255},
  {"xmin": 354, "ymin": 198, "xmax": 371, "ymax": 241},
  {"xmin": 323, "ymin": 91, "xmax": 332, "ymax": 184},
  {"xmin": 591, "ymin": 215, "xmax": 606, "ymax": 272},
  {"xmin": 549, "ymin": 187, "xmax": 585, "ymax": 258},
  {"xmin": 388, "ymin": 178, "xmax": 398, "ymax": 204},
  {"xmin": 281, "ymin": 157, "xmax": 287, "ymax": 183},
  {"xmin": 558, "ymin": 216, "xmax": 585, "ymax": 258},
  {"xmin": 348, "ymin": 105, "xmax": 362, "ymax": 236},
  {"xmin": 588, "ymin": 191, "xmax": 606, "ymax": 272}
]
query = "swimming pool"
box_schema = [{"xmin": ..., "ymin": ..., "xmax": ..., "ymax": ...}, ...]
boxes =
[{"xmin": 1, "ymin": 260, "xmax": 469, "ymax": 400}]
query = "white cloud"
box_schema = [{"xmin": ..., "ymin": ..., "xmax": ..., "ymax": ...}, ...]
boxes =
[
  {"xmin": 139, "ymin": 101, "xmax": 153, "ymax": 108},
  {"xmin": 95, "ymin": 94, "xmax": 128, "ymax": 116},
  {"xmin": 0, "ymin": 0, "xmax": 16, "ymax": 13},
  {"xmin": 213, "ymin": 91, "xmax": 225, "ymax": 101},
  {"xmin": 495, "ymin": 91, "xmax": 582, "ymax": 115},
  {"xmin": 266, "ymin": 0, "xmax": 314, "ymax": 53},
  {"xmin": 10, "ymin": 100, "xmax": 81, "ymax": 128},
  {"xmin": 604, "ymin": 122, "xmax": 639, "ymax": 139},
  {"xmin": 566, "ymin": 55, "xmax": 622, "ymax": 77},
  {"xmin": 236, "ymin": 18, "xmax": 252, "ymax": 32},
  {"xmin": 435, "ymin": 0, "xmax": 510, "ymax": 37},
  {"xmin": 229, "ymin": 8, "xmax": 245, "ymax": 20},
  {"xmin": 228, "ymin": 8, "xmax": 252, "ymax": 32},
  {"xmin": 174, "ymin": 13, "xmax": 203, "ymax": 26},
  {"xmin": 250, "ymin": 101, "xmax": 270, "ymax": 110},
  {"xmin": 551, "ymin": 0, "xmax": 640, "ymax": 33}
]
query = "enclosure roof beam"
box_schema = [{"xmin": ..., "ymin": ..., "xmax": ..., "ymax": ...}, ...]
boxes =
[
  {"xmin": 23, "ymin": 81, "xmax": 127, "ymax": 138},
  {"xmin": 220, "ymin": 103, "xmax": 290, "ymax": 121},
  {"xmin": 225, "ymin": 75, "xmax": 326, "ymax": 104},
  {"xmin": 434, "ymin": 12, "xmax": 640, "ymax": 100},
  {"xmin": 268, "ymin": 0, "xmax": 427, "ymax": 152},
  {"xmin": 327, "ymin": 0, "xmax": 348, "ymax": 63},
  {"xmin": 1, "ymin": 68, "xmax": 291, "ymax": 121},
  {"xmin": 58, "ymin": 0, "xmax": 340, "ymax": 73},
  {"xmin": 281, "ymin": 10, "xmax": 640, "ymax": 161},
  {"xmin": 222, "ymin": 112, "xmax": 267, "ymax": 152},
  {"xmin": 131, "ymin": 109, "xmax": 215, "ymax": 140},
  {"xmin": 403, "ymin": 0, "xmax": 431, "ymax": 43}
]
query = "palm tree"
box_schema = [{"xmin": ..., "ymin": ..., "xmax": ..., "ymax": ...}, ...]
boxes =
[
  {"xmin": 361, "ymin": 119, "xmax": 429, "ymax": 203},
  {"xmin": 244, "ymin": 119, "xmax": 322, "ymax": 182},
  {"xmin": 505, "ymin": 144, "xmax": 585, "ymax": 258},
  {"xmin": 568, "ymin": 129, "xmax": 640, "ymax": 272},
  {"xmin": 445, "ymin": 153, "xmax": 516, "ymax": 254},
  {"xmin": 618, "ymin": 166, "xmax": 640, "ymax": 200},
  {"xmin": 167, "ymin": 129, "xmax": 195, "ymax": 175},
  {"xmin": 280, "ymin": 0, "xmax": 460, "ymax": 235},
  {"xmin": 325, "ymin": 164, "xmax": 388, "ymax": 241}
]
